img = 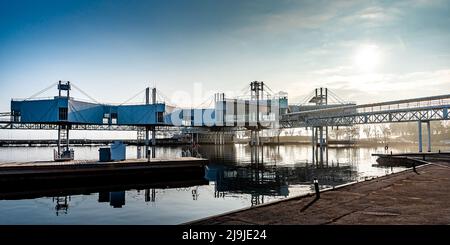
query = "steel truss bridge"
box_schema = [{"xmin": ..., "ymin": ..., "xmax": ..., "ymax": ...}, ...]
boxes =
[
  {"xmin": 1, "ymin": 82, "xmax": 449, "ymax": 155},
  {"xmin": 280, "ymin": 94, "xmax": 450, "ymax": 128}
]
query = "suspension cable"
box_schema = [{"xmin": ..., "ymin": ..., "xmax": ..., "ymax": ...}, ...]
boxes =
[
  {"xmin": 118, "ymin": 88, "xmax": 146, "ymax": 105},
  {"xmin": 71, "ymin": 83, "xmax": 100, "ymax": 104},
  {"xmin": 24, "ymin": 82, "xmax": 59, "ymax": 101}
]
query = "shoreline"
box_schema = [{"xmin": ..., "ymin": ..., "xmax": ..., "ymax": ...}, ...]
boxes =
[{"xmin": 187, "ymin": 157, "xmax": 450, "ymax": 225}]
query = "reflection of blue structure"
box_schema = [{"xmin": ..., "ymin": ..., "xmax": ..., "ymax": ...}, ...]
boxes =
[
  {"xmin": 97, "ymin": 191, "xmax": 126, "ymax": 208},
  {"xmin": 98, "ymin": 192, "xmax": 110, "ymax": 203},
  {"xmin": 109, "ymin": 191, "xmax": 125, "ymax": 208}
]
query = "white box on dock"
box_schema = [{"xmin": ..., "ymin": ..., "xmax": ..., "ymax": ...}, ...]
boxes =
[{"xmin": 110, "ymin": 141, "xmax": 126, "ymax": 161}]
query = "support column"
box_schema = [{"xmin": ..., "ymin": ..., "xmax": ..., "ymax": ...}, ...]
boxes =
[
  {"xmin": 66, "ymin": 126, "xmax": 70, "ymax": 152},
  {"xmin": 319, "ymin": 126, "xmax": 324, "ymax": 164},
  {"xmin": 151, "ymin": 126, "xmax": 156, "ymax": 158},
  {"xmin": 418, "ymin": 121, "xmax": 423, "ymax": 153},
  {"xmin": 319, "ymin": 127, "xmax": 323, "ymax": 148},
  {"xmin": 311, "ymin": 127, "xmax": 315, "ymax": 164},
  {"xmin": 145, "ymin": 126, "xmax": 150, "ymax": 160},
  {"xmin": 426, "ymin": 121, "xmax": 431, "ymax": 152},
  {"xmin": 145, "ymin": 87, "xmax": 151, "ymax": 160},
  {"xmin": 57, "ymin": 125, "xmax": 62, "ymax": 157}
]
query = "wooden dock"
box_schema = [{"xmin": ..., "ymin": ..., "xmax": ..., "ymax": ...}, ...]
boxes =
[{"xmin": 0, "ymin": 158, "xmax": 208, "ymax": 194}]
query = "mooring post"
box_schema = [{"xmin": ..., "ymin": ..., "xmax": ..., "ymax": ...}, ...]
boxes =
[{"xmin": 314, "ymin": 178, "xmax": 320, "ymax": 199}]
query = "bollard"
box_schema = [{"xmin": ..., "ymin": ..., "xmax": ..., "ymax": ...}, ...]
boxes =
[
  {"xmin": 412, "ymin": 161, "xmax": 417, "ymax": 172},
  {"xmin": 313, "ymin": 178, "xmax": 320, "ymax": 199}
]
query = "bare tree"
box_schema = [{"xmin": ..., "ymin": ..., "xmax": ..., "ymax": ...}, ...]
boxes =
[{"xmin": 362, "ymin": 125, "xmax": 372, "ymax": 138}]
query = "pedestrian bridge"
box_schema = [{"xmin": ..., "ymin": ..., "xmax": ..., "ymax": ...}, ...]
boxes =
[{"xmin": 1, "ymin": 80, "xmax": 449, "ymax": 159}]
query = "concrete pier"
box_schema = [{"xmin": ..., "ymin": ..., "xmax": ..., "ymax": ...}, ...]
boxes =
[
  {"xmin": 189, "ymin": 159, "xmax": 450, "ymax": 225},
  {"xmin": 0, "ymin": 158, "xmax": 207, "ymax": 194}
]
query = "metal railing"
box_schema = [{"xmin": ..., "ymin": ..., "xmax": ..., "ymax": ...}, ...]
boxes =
[{"xmin": 283, "ymin": 94, "xmax": 450, "ymax": 119}]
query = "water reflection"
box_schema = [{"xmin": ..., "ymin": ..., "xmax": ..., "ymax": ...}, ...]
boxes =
[
  {"xmin": 205, "ymin": 148, "xmax": 358, "ymax": 206},
  {"xmin": 53, "ymin": 196, "xmax": 70, "ymax": 216},
  {"xmin": 0, "ymin": 144, "xmax": 424, "ymax": 224}
]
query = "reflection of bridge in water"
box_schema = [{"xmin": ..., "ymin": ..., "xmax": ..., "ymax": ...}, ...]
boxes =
[{"xmin": 204, "ymin": 144, "xmax": 359, "ymax": 206}]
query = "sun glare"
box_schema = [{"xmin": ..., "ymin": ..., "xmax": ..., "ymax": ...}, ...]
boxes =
[{"xmin": 353, "ymin": 44, "xmax": 381, "ymax": 72}]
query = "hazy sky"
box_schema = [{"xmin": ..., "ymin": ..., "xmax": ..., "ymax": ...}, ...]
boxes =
[{"xmin": 1, "ymin": 0, "xmax": 449, "ymax": 111}]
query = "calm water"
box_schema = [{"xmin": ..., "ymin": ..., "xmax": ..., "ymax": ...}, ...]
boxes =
[{"xmin": 0, "ymin": 143, "xmax": 438, "ymax": 224}]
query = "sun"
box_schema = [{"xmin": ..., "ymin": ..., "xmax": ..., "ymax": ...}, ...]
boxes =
[{"xmin": 353, "ymin": 44, "xmax": 381, "ymax": 72}]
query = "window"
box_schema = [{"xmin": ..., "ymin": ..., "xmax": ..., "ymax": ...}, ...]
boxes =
[
  {"xmin": 12, "ymin": 110, "xmax": 21, "ymax": 122},
  {"xmin": 157, "ymin": 112, "xmax": 164, "ymax": 123},
  {"xmin": 59, "ymin": 107, "xmax": 68, "ymax": 121},
  {"xmin": 103, "ymin": 113, "xmax": 110, "ymax": 124},
  {"xmin": 111, "ymin": 112, "xmax": 118, "ymax": 124}
]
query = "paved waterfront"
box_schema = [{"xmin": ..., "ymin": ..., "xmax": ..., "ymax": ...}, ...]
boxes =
[{"xmin": 190, "ymin": 161, "xmax": 450, "ymax": 225}]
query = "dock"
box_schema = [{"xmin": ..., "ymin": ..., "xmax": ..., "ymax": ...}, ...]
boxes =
[
  {"xmin": 0, "ymin": 158, "xmax": 208, "ymax": 195},
  {"xmin": 188, "ymin": 159, "xmax": 450, "ymax": 225},
  {"xmin": 372, "ymin": 151, "xmax": 450, "ymax": 158}
]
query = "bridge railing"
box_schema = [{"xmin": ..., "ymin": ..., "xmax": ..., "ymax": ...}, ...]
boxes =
[
  {"xmin": 283, "ymin": 94, "xmax": 450, "ymax": 119},
  {"xmin": 355, "ymin": 95, "xmax": 450, "ymax": 115}
]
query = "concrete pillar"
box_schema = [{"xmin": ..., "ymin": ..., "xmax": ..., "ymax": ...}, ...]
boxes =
[
  {"xmin": 319, "ymin": 127, "xmax": 323, "ymax": 148},
  {"xmin": 65, "ymin": 126, "xmax": 70, "ymax": 152},
  {"xmin": 152, "ymin": 88, "xmax": 157, "ymax": 104},
  {"xmin": 151, "ymin": 128, "xmax": 156, "ymax": 146},
  {"xmin": 311, "ymin": 127, "xmax": 315, "ymax": 163},
  {"xmin": 145, "ymin": 127, "xmax": 149, "ymax": 160},
  {"xmin": 426, "ymin": 121, "xmax": 431, "ymax": 152},
  {"xmin": 418, "ymin": 121, "xmax": 423, "ymax": 153},
  {"xmin": 151, "ymin": 127, "xmax": 156, "ymax": 158},
  {"xmin": 319, "ymin": 126, "xmax": 323, "ymax": 164}
]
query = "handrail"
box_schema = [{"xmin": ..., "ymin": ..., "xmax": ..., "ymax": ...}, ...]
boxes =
[{"xmin": 284, "ymin": 94, "xmax": 450, "ymax": 117}]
